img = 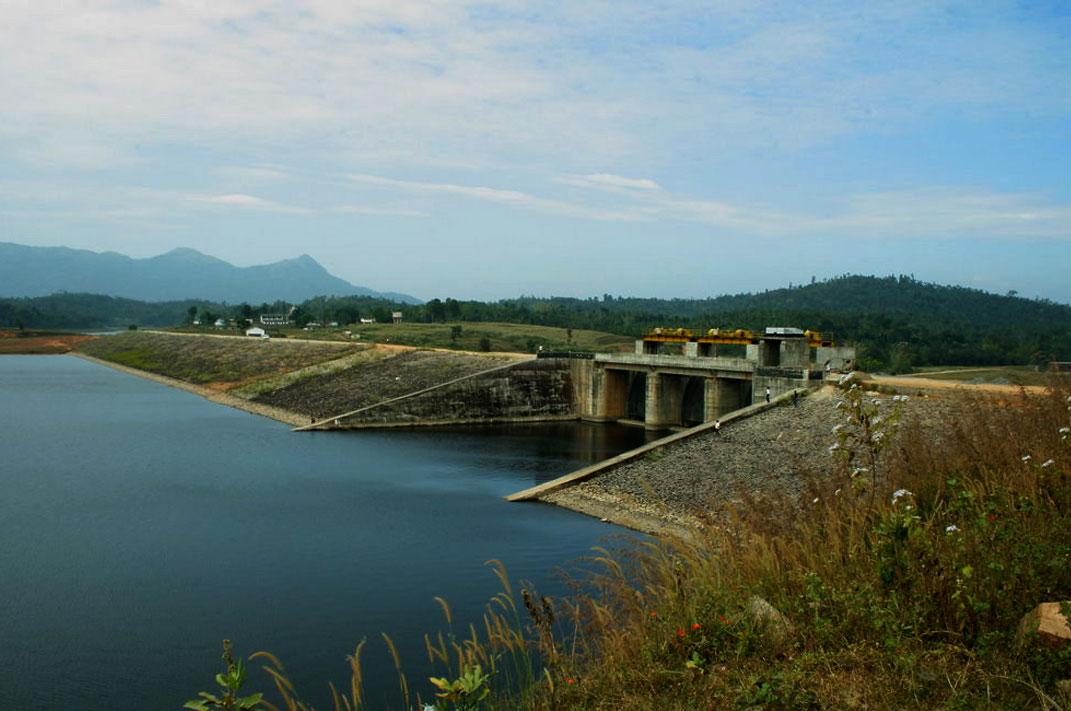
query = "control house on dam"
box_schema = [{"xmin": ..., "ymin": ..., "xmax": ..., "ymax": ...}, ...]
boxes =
[{"xmin": 569, "ymin": 327, "xmax": 856, "ymax": 431}]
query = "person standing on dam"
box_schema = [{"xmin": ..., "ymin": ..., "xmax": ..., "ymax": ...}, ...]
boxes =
[{"xmin": 765, "ymin": 386, "xmax": 771, "ymax": 403}]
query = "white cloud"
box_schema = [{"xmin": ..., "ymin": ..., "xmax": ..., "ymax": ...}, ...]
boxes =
[
  {"xmin": 348, "ymin": 173, "xmax": 642, "ymax": 221},
  {"xmin": 345, "ymin": 173, "xmax": 1071, "ymax": 240},
  {"xmin": 332, "ymin": 205, "xmax": 429, "ymax": 218},
  {"xmin": 196, "ymin": 193, "xmax": 310, "ymax": 214},
  {"xmin": 217, "ymin": 165, "xmax": 289, "ymax": 182},
  {"xmin": 560, "ymin": 173, "xmax": 662, "ymax": 192},
  {"xmin": 2, "ymin": 2, "xmax": 1066, "ymax": 172}
]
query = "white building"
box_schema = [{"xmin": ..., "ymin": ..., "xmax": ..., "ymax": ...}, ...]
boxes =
[
  {"xmin": 245, "ymin": 327, "xmax": 269, "ymax": 338},
  {"xmin": 259, "ymin": 314, "xmax": 290, "ymax": 326}
]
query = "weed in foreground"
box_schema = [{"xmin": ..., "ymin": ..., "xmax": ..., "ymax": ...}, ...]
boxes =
[{"xmin": 198, "ymin": 385, "xmax": 1071, "ymax": 709}]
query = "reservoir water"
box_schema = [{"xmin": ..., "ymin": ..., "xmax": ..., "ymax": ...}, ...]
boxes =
[{"xmin": 0, "ymin": 356, "xmax": 650, "ymax": 709}]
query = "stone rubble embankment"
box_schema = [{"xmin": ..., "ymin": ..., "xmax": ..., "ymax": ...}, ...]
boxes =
[{"xmin": 544, "ymin": 386, "xmax": 957, "ymax": 534}]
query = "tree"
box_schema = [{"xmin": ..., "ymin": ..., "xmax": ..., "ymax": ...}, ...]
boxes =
[
  {"xmin": 451, "ymin": 325, "xmax": 463, "ymax": 341},
  {"xmin": 426, "ymin": 298, "xmax": 446, "ymax": 323},
  {"xmin": 478, "ymin": 336, "xmax": 492, "ymax": 352},
  {"xmin": 187, "ymin": 305, "xmax": 198, "ymax": 323}
]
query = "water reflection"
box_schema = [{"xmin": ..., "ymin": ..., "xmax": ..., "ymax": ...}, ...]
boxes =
[{"xmin": 0, "ymin": 356, "xmax": 649, "ymax": 710}]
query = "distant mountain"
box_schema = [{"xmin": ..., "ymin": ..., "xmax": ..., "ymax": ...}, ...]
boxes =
[{"xmin": 0, "ymin": 242, "xmax": 420, "ymax": 304}]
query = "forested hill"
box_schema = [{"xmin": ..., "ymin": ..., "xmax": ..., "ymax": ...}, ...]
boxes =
[
  {"xmin": 591, "ymin": 275, "xmax": 1060, "ymax": 329},
  {"xmin": 416, "ymin": 275, "xmax": 1071, "ymax": 369}
]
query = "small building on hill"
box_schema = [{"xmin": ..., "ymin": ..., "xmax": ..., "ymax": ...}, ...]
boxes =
[
  {"xmin": 259, "ymin": 314, "xmax": 290, "ymax": 326},
  {"xmin": 245, "ymin": 327, "xmax": 268, "ymax": 338},
  {"xmin": 392, "ymin": 311, "xmax": 403, "ymax": 324}
]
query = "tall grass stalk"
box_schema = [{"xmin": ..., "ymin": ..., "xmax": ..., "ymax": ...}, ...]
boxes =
[{"xmin": 221, "ymin": 384, "xmax": 1071, "ymax": 709}]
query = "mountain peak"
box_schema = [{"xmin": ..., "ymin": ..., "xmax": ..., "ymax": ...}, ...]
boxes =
[{"xmin": 0, "ymin": 241, "xmax": 419, "ymax": 303}]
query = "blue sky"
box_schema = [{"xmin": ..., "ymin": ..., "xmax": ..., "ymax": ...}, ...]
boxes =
[{"xmin": 1, "ymin": 1, "xmax": 1069, "ymax": 302}]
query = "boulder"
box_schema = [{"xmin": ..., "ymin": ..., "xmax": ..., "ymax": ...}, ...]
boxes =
[
  {"xmin": 747, "ymin": 595, "xmax": 794, "ymax": 651},
  {"xmin": 1017, "ymin": 602, "xmax": 1071, "ymax": 647}
]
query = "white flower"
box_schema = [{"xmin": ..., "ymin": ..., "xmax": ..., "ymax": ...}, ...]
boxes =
[
  {"xmin": 945, "ymin": 524, "xmax": 960, "ymax": 534},
  {"xmin": 872, "ymin": 415, "xmax": 884, "ymax": 426},
  {"xmin": 1041, "ymin": 459, "xmax": 1055, "ymax": 468},
  {"xmin": 1059, "ymin": 427, "xmax": 1070, "ymax": 434},
  {"xmin": 891, "ymin": 488, "xmax": 912, "ymax": 502},
  {"xmin": 872, "ymin": 398, "xmax": 882, "ymax": 406},
  {"xmin": 1021, "ymin": 455, "xmax": 1032, "ymax": 462},
  {"xmin": 871, "ymin": 432, "xmax": 885, "ymax": 443},
  {"xmin": 900, "ymin": 395, "xmax": 909, "ymax": 402},
  {"xmin": 812, "ymin": 497, "xmax": 820, "ymax": 504}
]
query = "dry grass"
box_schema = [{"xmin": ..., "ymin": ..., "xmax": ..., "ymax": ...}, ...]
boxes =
[
  {"xmin": 206, "ymin": 384, "xmax": 1071, "ymax": 710},
  {"xmin": 76, "ymin": 331, "xmax": 356, "ymax": 386}
]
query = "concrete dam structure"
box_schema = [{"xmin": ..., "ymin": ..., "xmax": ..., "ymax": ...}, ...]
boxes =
[
  {"xmin": 573, "ymin": 329, "xmax": 855, "ymax": 430},
  {"xmin": 304, "ymin": 328, "xmax": 855, "ymax": 432}
]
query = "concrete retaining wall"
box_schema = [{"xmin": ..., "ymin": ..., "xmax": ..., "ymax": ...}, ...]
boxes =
[{"xmin": 338, "ymin": 358, "xmax": 576, "ymax": 427}]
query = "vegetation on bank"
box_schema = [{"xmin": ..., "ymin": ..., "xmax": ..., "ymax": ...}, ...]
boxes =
[
  {"xmin": 6, "ymin": 275, "xmax": 1071, "ymax": 371},
  {"xmin": 0, "ymin": 329, "xmax": 96, "ymax": 354},
  {"xmin": 302, "ymin": 322, "xmax": 629, "ymax": 354},
  {"xmin": 76, "ymin": 331, "xmax": 355, "ymax": 385},
  {"xmin": 195, "ymin": 383, "xmax": 1071, "ymax": 709}
]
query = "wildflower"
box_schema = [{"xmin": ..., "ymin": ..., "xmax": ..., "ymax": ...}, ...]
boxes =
[
  {"xmin": 718, "ymin": 614, "xmax": 730, "ymax": 625},
  {"xmin": 891, "ymin": 488, "xmax": 912, "ymax": 503},
  {"xmin": 892, "ymin": 395, "xmax": 900, "ymax": 402},
  {"xmin": 900, "ymin": 395, "xmax": 909, "ymax": 402},
  {"xmin": 676, "ymin": 627, "xmax": 686, "ymax": 639},
  {"xmin": 1021, "ymin": 455, "xmax": 1032, "ymax": 462},
  {"xmin": 565, "ymin": 677, "xmax": 576, "ymax": 685},
  {"xmin": 691, "ymin": 622, "xmax": 701, "ymax": 631},
  {"xmin": 987, "ymin": 513, "xmax": 997, "ymax": 522},
  {"xmin": 1060, "ymin": 427, "xmax": 1070, "ymax": 434},
  {"xmin": 945, "ymin": 524, "xmax": 960, "ymax": 533},
  {"xmin": 649, "ymin": 610, "xmax": 658, "ymax": 618},
  {"xmin": 812, "ymin": 497, "xmax": 820, "ymax": 504},
  {"xmin": 871, "ymin": 431, "xmax": 885, "ymax": 443},
  {"xmin": 1041, "ymin": 459, "xmax": 1055, "ymax": 468},
  {"xmin": 872, "ymin": 398, "xmax": 882, "ymax": 406}
]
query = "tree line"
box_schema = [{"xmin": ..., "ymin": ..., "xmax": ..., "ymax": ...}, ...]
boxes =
[{"xmin": 3, "ymin": 275, "xmax": 1069, "ymax": 371}]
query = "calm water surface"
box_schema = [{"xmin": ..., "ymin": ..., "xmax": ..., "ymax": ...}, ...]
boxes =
[{"xmin": 0, "ymin": 356, "xmax": 650, "ymax": 710}]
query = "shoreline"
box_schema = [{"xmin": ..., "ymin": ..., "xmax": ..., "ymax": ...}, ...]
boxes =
[{"xmin": 71, "ymin": 353, "xmax": 308, "ymax": 427}]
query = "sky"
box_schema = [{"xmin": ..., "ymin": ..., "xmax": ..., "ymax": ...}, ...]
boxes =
[{"xmin": 1, "ymin": 1, "xmax": 1069, "ymax": 303}]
